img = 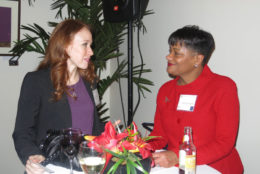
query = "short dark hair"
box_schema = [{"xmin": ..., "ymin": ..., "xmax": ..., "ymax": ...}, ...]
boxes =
[{"xmin": 168, "ymin": 25, "xmax": 215, "ymax": 65}]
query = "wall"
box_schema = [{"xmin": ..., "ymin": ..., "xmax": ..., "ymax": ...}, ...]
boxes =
[
  {"xmin": 0, "ymin": 0, "xmax": 58, "ymax": 172},
  {"xmin": 110, "ymin": 0, "xmax": 260, "ymax": 173}
]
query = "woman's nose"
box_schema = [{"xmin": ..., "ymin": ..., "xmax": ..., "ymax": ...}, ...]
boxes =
[
  {"xmin": 166, "ymin": 53, "xmax": 172, "ymax": 60},
  {"xmin": 88, "ymin": 47, "xmax": 94, "ymax": 56}
]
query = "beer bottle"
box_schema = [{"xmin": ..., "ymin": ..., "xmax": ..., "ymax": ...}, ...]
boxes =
[{"xmin": 179, "ymin": 127, "xmax": 196, "ymax": 174}]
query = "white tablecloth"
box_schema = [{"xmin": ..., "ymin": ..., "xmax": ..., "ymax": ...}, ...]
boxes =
[
  {"xmin": 44, "ymin": 164, "xmax": 221, "ymax": 174},
  {"xmin": 151, "ymin": 165, "xmax": 221, "ymax": 174}
]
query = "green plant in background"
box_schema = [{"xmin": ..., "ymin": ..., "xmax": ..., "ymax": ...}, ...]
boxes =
[{"xmin": 10, "ymin": 0, "xmax": 154, "ymax": 123}]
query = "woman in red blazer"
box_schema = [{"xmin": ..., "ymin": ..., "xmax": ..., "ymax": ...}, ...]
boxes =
[{"xmin": 149, "ymin": 25, "xmax": 243, "ymax": 174}]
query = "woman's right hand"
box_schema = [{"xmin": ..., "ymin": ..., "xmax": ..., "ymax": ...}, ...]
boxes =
[
  {"xmin": 25, "ymin": 155, "xmax": 45, "ymax": 174},
  {"xmin": 152, "ymin": 150, "xmax": 178, "ymax": 168}
]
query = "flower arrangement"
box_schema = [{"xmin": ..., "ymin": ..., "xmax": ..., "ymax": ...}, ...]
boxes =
[{"xmin": 85, "ymin": 121, "xmax": 156, "ymax": 174}]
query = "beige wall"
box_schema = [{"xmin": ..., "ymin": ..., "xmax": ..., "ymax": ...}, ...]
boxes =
[
  {"xmin": 1, "ymin": 0, "xmax": 259, "ymax": 173},
  {"xmin": 0, "ymin": 0, "xmax": 58, "ymax": 172}
]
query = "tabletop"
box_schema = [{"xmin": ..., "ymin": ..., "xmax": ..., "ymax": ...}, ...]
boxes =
[
  {"xmin": 151, "ymin": 165, "xmax": 221, "ymax": 174},
  {"xmin": 44, "ymin": 164, "xmax": 221, "ymax": 174}
]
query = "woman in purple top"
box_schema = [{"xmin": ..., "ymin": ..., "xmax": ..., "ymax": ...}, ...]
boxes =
[{"xmin": 12, "ymin": 19, "xmax": 104, "ymax": 174}]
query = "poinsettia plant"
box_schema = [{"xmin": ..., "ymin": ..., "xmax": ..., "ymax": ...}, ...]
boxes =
[{"xmin": 85, "ymin": 121, "xmax": 156, "ymax": 174}]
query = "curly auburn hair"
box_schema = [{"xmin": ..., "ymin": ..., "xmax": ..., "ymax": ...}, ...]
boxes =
[{"xmin": 37, "ymin": 19, "xmax": 97, "ymax": 101}]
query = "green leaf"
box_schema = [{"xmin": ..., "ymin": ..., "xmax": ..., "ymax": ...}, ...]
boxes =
[
  {"xmin": 27, "ymin": 0, "xmax": 34, "ymax": 6},
  {"xmin": 127, "ymin": 159, "xmax": 138, "ymax": 174},
  {"xmin": 126, "ymin": 160, "xmax": 132, "ymax": 174},
  {"xmin": 142, "ymin": 136, "xmax": 160, "ymax": 141},
  {"xmin": 128, "ymin": 159, "xmax": 148, "ymax": 174},
  {"xmin": 105, "ymin": 149, "xmax": 125, "ymax": 159},
  {"xmin": 10, "ymin": 23, "xmax": 50, "ymax": 58},
  {"xmin": 107, "ymin": 158, "xmax": 125, "ymax": 174}
]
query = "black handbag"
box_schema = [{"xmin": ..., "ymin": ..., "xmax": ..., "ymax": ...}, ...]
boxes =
[{"xmin": 39, "ymin": 129, "xmax": 82, "ymax": 171}]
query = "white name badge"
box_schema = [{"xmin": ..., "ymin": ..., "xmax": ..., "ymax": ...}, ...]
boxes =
[{"xmin": 177, "ymin": 94, "xmax": 197, "ymax": 112}]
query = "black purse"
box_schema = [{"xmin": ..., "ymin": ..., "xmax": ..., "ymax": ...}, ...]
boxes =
[{"xmin": 39, "ymin": 129, "xmax": 82, "ymax": 171}]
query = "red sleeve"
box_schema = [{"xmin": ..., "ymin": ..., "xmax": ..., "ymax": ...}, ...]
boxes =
[{"xmin": 196, "ymin": 82, "xmax": 240, "ymax": 164}]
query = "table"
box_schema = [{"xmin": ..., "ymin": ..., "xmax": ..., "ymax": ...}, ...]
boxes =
[
  {"xmin": 44, "ymin": 164, "xmax": 221, "ymax": 174},
  {"xmin": 151, "ymin": 165, "xmax": 221, "ymax": 174}
]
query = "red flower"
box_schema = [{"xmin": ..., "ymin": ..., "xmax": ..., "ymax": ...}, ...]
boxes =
[
  {"xmin": 85, "ymin": 121, "xmax": 157, "ymax": 173},
  {"xmin": 91, "ymin": 121, "xmax": 128, "ymax": 151},
  {"xmin": 88, "ymin": 121, "xmax": 156, "ymax": 169}
]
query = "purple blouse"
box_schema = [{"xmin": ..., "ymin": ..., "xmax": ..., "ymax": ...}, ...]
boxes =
[{"xmin": 67, "ymin": 77, "xmax": 94, "ymax": 135}]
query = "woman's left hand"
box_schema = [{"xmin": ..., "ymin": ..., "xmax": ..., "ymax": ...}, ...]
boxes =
[
  {"xmin": 25, "ymin": 155, "xmax": 45, "ymax": 174},
  {"xmin": 152, "ymin": 150, "xmax": 178, "ymax": 168}
]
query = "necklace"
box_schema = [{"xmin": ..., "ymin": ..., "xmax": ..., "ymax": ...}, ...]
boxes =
[
  {"xmin": 67, "ymin": 77, "xmax": 80, "ymax": 100},
  {"xmin": 68, "ymin": 87, "xmax": 77, "ymax": 100},
  {"xmin": 71, "ymin": 88, "xmax": 77, "ymax": 98}
]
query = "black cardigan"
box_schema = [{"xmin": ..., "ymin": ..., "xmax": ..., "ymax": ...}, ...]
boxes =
[{"xmin": 12, "ymin": 69, "xmax": 104, "ymax": 165}]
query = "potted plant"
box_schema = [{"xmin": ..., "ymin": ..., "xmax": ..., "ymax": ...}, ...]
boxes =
[
  {"xmin": 85, "ymin": 121, "xmax": 156, "ymax": 174},
  {"xmin": 10, "ymin": 0, "xmax": 154, "ymax": 123}
]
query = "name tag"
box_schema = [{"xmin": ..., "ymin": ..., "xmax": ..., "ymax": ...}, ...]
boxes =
[{"xmin": 177, "ymin": 94, "xmax": 197, "ymax": 112}]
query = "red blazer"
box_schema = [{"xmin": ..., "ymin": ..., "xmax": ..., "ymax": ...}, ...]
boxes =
[{"xmin": 149, "ymin": 65, "xmax": 243, "ymax": 174}]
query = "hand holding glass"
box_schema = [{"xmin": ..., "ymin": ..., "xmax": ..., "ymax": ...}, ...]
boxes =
[{"xmin": 78, "ymin": 141, "xmax": 106, "ymax": 174}]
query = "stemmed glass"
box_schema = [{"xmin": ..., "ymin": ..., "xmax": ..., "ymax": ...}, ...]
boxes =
[
  {"xmin": 78, "ymin": 141, "xmax": 106, "ymax": 174},
  {"xmin": 61, "ymin": 128, "xmax": 82, "ymax": 174}
]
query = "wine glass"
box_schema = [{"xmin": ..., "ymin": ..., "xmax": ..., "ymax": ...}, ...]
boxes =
[
  {"xmin": 78, "ymin": 141, "xmax": 106, "ymax": 174},
  {"xmin": 61, "ymin": 128, "xmax": 82, "ymax": 174}
]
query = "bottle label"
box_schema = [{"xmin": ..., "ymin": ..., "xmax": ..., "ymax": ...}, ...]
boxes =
[
  {"xmin": 185, "ymin": 154, "xmax": 196, "ymax": 171},
  {"xmin": 179, "ymin": 150, "xmax": 196, "ymax": 173},
  {"xmin": 179, "ymin": 150, "xmax": 186, "ymax": 169}
]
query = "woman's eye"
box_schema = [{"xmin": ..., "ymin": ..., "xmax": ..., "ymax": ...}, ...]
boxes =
[
  {"xmin": 175, "ymin": 52, "xmax": 181, "ymax": 56},
  {"xmin": 83, "ymin": 42, "xmax": 93, "ymax": 48}
]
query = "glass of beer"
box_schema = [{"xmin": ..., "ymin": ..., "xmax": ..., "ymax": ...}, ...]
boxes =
[{"xmin": 78, "ymin": 141, "xmax": 106, "ymax": 174}]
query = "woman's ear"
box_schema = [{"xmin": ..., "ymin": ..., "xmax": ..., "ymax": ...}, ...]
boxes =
[
  {"xmin": 66, "ymin": 45, "xmax": 71, "ymax": 57},
  {"xmin": 195, "ymin": 54, "xmax": 204, "ymax": 66}
]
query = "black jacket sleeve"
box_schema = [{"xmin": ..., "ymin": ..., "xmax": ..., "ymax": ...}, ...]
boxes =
[{"xmin": 12, "ymin": 73, "xmax": 43, "ymax": 165}]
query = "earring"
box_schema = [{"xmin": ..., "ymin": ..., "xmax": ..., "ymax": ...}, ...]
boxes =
[{"xmin": 194, "ymin": 64, "xmax": 198, "ymax": 68}]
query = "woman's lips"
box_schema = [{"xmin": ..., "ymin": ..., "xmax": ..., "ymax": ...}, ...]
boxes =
[{"xmin": 168, "ymin": 62, "xmax": 174, "ymax": 66}]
